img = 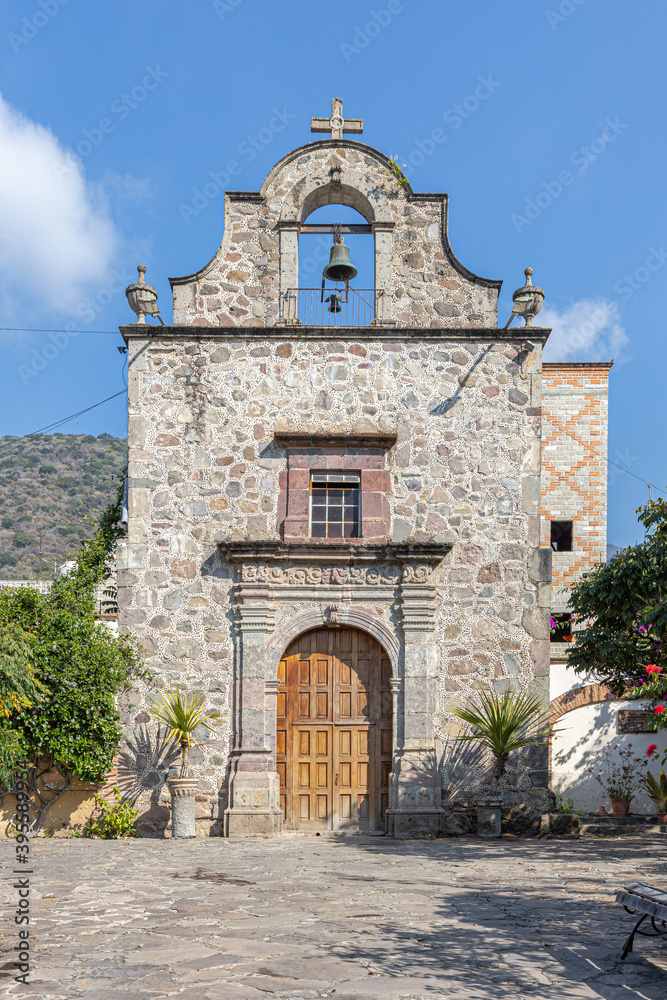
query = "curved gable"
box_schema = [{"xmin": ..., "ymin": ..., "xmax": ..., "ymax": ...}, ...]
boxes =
[{"xmin": 170, "ymin": 139, "xmax": 501, "ymax": 328}]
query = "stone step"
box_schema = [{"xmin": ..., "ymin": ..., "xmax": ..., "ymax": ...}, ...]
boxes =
[{"xmin": 580, "ymin": 814, "xmax": 665, "ymax": 835}]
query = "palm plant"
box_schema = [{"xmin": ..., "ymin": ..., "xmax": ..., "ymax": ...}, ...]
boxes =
[
  {"xmin": 642, "ymin": 769, "xmax": 667, "ymax": 813},
  {"xmin": 149, "ymin": 686, "xmax": 222, "ymax": 777},
  {"xmin": 452, "ymin": 690, "xmax": 554, "ymax": 785}
]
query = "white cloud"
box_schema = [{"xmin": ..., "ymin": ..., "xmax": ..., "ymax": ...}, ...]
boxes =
[
  {"xmin": 0, "ymin": 93, "xmax": 118, "ymax": 315},
  {"xmin": 541, "ymin": 298, "xmax": 629, "ymax": 363}
]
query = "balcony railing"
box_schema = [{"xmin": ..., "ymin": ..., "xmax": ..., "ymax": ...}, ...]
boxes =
[{"xmin": 280, "ymin": 287, "xmax": 380, "ymax": 327}]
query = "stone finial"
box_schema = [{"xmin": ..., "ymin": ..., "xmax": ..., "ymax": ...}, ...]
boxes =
[
  {"xmin": 125, "ymin": 264, "xmax": 164, "ymax": 325},
  {"xmin": 505, "ymin": 267, "xmax": 545, "ymax": 328}
]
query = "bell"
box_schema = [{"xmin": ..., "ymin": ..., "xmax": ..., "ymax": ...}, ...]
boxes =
[
  {"xmin": 322, "ymin": 238, "xmax": 358, "ymax": 283},
  {"xmin": 325, "ymin": 293, "xmax": 342, "ymax": 313}
]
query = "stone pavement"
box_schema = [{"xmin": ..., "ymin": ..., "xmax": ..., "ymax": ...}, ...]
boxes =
[{"xmin": 2, "ymin": 834, "xmax": 667, "ymax": 999}]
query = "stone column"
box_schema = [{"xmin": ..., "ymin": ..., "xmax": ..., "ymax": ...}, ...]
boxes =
[
  {"xmin": 224, "ymin": 603, "xmax": 283, "ymax": 836},
  {"xmin": 277, "ymin": 221, "xmax": 300, "ymax": 323},
  {"xmin": 385, "ymin": 565, "xmax": 444, "ymax": 836},
  {"xmin": 371, "ymin": 221, "xmax": 395, "ymax": 324}
]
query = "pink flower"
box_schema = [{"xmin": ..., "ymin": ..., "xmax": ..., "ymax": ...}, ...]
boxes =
[
  {"xmin": 647, "ymin": 744, "xmax": 658, "ymax": 757},
  {"xmin": 646, "ymin": 664, "xmax": 662, "ymax": 674},
  {"xmin": 654, "ymin": 706, "xmax": 666, "ymax": 715}
]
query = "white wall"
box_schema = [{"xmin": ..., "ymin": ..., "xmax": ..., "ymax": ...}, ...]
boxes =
[{"xmin": 550, "ymin": 658, "xmax": 667, "ymax": 815}]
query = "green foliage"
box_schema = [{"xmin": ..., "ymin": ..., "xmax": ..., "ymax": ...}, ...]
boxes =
[
  {"xmin": 555, "ymin": 793, "xmax": 581, "ymax": 816},
  {"xmin": 0, "ymin": 726, "xmax": 23, "ymax": 787},
  {"xmin": 386, "ymin": 153, "xmax": 410, "ymax": 189},
  {"xmin": 568, "ymin": 498, "xmax": 667, "ymax": 695},
  {"xmin": 12, "ymin": 531, "xmax": 35, "ymax": 549},
  {"xmin": 83, "ymin": 788, "xmax": 139, "ymax": 839},
  {"xmin": 150, "ymin": 686, "xmax": 222, "ymax": 777},
  {"xmin": 0, "ymin": 624, "xmax": 46, "ymax": 716},
  {"xmin": 642, "ymin": 769, "xmax": 667, "ymax": 812},
  {"xmin": 452, "ymin": 690, "xmax": 553, "ymax": 780},
  {"xmin": 0, "ymin": 481, "xmax": 146, "ymax": 786}
]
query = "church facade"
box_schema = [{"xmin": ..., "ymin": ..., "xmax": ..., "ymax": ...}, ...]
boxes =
[{"xmin": 118, "ymin": 108, "xmax": 562, "ymax": 837}]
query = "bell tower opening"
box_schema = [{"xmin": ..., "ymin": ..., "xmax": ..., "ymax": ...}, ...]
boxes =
[{"xmin": 296, "ymin": 204, "xmax": 376, "ymax": 326}]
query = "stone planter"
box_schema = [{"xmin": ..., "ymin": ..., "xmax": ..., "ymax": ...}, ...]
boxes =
[
  {"xmin": 476, "ymin": 796, "xmax": 502, "ymax": 838},
  {"xmin": 167, "ymin": 777, "xmax": 199, "ymax": 838},
  {"xmin": 610, "ymin": 797, "xmax": 631, "ymax": 816}
]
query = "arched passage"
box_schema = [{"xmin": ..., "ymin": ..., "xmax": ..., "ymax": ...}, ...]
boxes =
[{"xmin": 276, "ymin": 625, "xmax": 393, "ymax": 833}]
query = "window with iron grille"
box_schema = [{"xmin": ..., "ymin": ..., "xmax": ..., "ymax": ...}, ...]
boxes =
[{"xmin": 310, "ymin": 472, "xmax": 360, "ymax": 539}]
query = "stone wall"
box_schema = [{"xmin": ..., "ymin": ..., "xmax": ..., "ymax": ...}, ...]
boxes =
[{"xmin": 118, "ymin": 326, "xmax": 552, "ymax": 834}]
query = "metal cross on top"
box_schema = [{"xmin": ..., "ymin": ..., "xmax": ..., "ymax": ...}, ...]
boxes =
[{"xmin": 311, "ymin": 97, "xmax": 364, "ymax": 140}]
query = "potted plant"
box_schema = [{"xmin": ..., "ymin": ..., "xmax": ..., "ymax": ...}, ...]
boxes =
[
  {"xmin": 641, "ymin": 747, "xmax": 667, "ymax": 823},
  {"xmin": 150, "ymin": 686, "xmax": 222, "ymax": 839},
  {"xmin": 452, "ymin": 690, "xmax": 553, "ymax": 838},
  {"xmin": 589, "ymin": 743, "xmax": 648, "ymax": 816}
]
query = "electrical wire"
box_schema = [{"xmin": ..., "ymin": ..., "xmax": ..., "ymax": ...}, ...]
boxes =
[{"xmin": 0, "ymin": 389, "xmax": 127, "ymax": 446}]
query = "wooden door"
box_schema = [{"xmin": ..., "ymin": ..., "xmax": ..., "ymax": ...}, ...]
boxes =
[{"xmin": 276, "ymin": 627, "xmax": 392, "ymax": 832}]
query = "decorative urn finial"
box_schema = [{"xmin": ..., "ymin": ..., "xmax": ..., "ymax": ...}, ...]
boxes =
[
  {"xmin": 505, "ymin": 267, "xmax": 545, "ymax": 328},
  {"xmin": 125, "ymin": 264, "xmax": 164, "ymax": 324}
]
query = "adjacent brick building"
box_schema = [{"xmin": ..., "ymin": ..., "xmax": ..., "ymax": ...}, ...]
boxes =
[{"xmin": 541, "ymin": 362, "xmax": 612, "ymax": 612}]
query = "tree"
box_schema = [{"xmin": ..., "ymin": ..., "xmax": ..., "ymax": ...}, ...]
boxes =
[
  {"xmin": 568, "ymin": 498, "xmax": 667, "ymax": 696},
  {"xmin": 452, "ymin": 690, "xmax": 553, "ymax": 784},
  {"xmin": 0, "ymin": 480, "xmax": 146, "ymax": 829},
  {"xmin": 150, "ymin": 686, "xmax": 222, "ymax": 777}
]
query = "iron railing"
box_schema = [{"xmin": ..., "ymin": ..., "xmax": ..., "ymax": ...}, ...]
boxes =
[{"xmin": 281, "ymin": 287, "xmax": 380, "ymax": 327}]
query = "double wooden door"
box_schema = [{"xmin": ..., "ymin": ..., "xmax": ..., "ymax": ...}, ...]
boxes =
[{"xmin": 277, "ymin": 627, "xmax": 392, "ymax": 832}]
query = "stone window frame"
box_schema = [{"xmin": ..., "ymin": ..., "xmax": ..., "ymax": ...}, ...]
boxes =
[{"xmin": 275, "ymin": 433, "xmax": 395, "ymax": 545}]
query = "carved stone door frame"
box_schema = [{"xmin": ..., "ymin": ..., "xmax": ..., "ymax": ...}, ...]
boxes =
[{"xmin": 220, "ymin": 541, "xmax": 450, "ymax": 838}]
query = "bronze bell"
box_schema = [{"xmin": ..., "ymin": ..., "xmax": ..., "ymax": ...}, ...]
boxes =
[
  {"xmin": 325, "ymin": 293, "xmax": 343, "ymax": 313},
  {"xmin": 322, "ymin": 238, "xmax": 358, "ymax": 283}
]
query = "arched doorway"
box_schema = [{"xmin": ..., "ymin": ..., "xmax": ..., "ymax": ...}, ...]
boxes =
[{"xmin": 276, "ymin": 626, "xmax": 393, "ymax": 833}]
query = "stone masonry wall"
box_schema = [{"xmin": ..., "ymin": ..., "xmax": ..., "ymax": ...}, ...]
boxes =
[
  {"xmin": 541, "ymin": 363, "xmax": 612, "ymax": 609},
  {"xmin": 118, "ymin": 328, "xmax": 551, "ymax": 833},
  {"xmin": 170, "ymin": 140, "xmax": 501, "ymax": 330}
]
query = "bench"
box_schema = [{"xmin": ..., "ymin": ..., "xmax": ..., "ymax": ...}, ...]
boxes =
[{"xmin": 615, "ymin": 881, "xmax": 667, "ymax": 959}]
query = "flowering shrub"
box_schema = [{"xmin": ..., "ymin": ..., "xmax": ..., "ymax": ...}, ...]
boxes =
[{"xmin": 588, "ymin": 743, "xmax": 648, "ymax": 801}]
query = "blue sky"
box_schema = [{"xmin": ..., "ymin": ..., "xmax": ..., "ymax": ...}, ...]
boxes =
[{"xmin": 0, "ymin": 0, "xmax": 665, "ymax": 547}]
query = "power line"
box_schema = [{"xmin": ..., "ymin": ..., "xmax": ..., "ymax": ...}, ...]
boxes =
[
  {"xmin": 606, "ymin": 457, "xmax": 665, "ymax": 497},
  {"xmin": 0, "ymin": 389, "xmax": 127, "ymax": 446}
]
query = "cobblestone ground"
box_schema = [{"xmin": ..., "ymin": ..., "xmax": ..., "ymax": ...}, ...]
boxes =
[{"xmin": 2, "ymin": 834, "xmax": 667, "ymax": 999}]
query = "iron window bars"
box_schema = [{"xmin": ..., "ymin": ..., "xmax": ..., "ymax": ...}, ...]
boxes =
[{"xmin": 310, "ymin": 472, "xmax": 360, "ymax": 539}]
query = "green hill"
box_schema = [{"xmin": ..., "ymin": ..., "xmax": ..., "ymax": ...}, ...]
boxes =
[{"xmin": 0, "ymin": 433, "xmax": 127, "ymax": 580}]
